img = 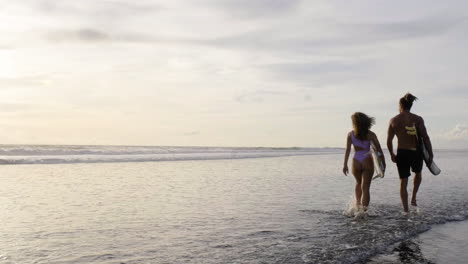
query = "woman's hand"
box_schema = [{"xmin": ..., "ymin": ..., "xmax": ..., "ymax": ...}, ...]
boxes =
[
  {"xmin": 342, "ymin": 165, "xmax": 349, "ymax": 176},
  {"xmin": 390, "ymin": 153, "xmax": 397, "ymax": 163}
]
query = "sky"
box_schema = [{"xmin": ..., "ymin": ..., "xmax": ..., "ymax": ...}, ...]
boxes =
[{"xmin": 1, "ymin": 0, "xmax": 467, "ymax": 148}]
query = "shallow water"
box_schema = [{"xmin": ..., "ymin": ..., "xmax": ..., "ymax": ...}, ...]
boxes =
[
  {"xmin": 0, "ymin": 149, "xmax": 467, "ymax": 263},
  {"xmin": 366, "ymin": 219, "xmax": 468, "ymax": 263}
]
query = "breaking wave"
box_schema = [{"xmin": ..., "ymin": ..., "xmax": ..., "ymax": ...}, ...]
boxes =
[{"xmin": 0, "ymin": 145, "xmax": 341, "ymax": 165}]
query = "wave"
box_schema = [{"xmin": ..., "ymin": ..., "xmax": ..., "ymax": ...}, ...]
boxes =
[{"xmin": 0, "ymin": 145, "xmax": 342, "ymax": 164}]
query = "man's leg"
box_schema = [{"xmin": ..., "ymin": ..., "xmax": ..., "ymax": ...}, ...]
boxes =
[
  {"xmin": 400, "ymin": 178, "xmax": 409, "ymax": 213},
  {"xmin": 411, "ymin": 172, "xmax": 422, "ymax": 206}
]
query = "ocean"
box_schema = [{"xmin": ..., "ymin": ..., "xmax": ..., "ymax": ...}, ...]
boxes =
[{"xmin": 0, "ymin": 145, "xmax": 467, "ymax": 263}]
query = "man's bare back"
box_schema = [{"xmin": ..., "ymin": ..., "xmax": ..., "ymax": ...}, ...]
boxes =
[{"xmin": 389, "ymin": 112, "xmax": 425, "ymax": 150}]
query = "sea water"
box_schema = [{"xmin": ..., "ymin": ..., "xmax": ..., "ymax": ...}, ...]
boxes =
[
  {"xmin": 0, "ymin": 146, "xmax": 467, "ymax": 263},
  {"xmin": 366, "ymin": 220, "xmax": 468, "ymax": 263}
]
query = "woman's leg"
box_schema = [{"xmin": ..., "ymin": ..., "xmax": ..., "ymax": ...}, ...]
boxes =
[
  {"xmin": 361, "ymin": 169, "xmax": 373, "ymax": 208},
  {"xmin": 360, "ymin": 157, "xmax": 374, "ymax": 208},
  {"xmin": 352, "ymin": 159, "xmax": 363, "ymax": 206}
]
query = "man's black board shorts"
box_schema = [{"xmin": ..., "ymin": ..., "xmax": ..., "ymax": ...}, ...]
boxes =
[{"xmin": 396, "ymin": 149, "xmax": 423, "ymax": 178}]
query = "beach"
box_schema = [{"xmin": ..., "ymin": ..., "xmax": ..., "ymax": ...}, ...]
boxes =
[
  {"xmin": 0, "ymin": 146, "xmax": 467, "ymax": 263},
  {"xmin": 4, "ymin": 1, "xmax": 468, "ymax": 263}
]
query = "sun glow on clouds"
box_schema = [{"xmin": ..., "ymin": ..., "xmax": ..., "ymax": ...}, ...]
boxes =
[{"xmin": 1, "ymin": 0, "xmax": 468, "ymax": 147}]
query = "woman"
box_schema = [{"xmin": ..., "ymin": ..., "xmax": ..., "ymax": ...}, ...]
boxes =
[{"xmin": 343, "ymin": 112, "xmax": 386, "ymax": 214}]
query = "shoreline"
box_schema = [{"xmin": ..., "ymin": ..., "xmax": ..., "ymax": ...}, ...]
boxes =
[{"xmin": 365, "ymin": 219, "xmax": 468, "ymax": 263}]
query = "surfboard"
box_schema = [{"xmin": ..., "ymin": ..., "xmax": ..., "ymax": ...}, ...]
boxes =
[
  {"xmin": 370, "ymin": 141, "xmax": 385, "ymax": 180},
  {"xmin": 417, "ymin": 130, "xmax": 441, "ymax": 175},
  {"xmin": 419, "ymin": 136, "xmax": 441, "ymax": 175}
]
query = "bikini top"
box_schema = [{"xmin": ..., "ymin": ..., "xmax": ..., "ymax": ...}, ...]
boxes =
[{"xmin": 350, "ymin": 132, "xmax": 370, "ymax": 151}]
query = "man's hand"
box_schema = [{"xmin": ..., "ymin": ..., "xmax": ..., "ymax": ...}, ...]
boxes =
[{"xmin": 391, "ymin": 153, "xmax": 397, "ymax": 163}]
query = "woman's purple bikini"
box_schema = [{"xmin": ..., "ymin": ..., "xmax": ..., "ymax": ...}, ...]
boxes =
[{"xmin": 351, "ymin": 132, "xmax": 370, "ymax": 163}]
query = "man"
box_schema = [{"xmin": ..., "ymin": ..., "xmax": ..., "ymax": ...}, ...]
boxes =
[{"xmin": 387, "ymin": 93, "xmax": 434, "ymax": 214}]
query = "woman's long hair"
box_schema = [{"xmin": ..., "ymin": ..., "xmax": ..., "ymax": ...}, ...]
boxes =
[
  {"xmin": 351, "ymin": 112, "xmax": 375, "ymax": 140},
  {"xmin": 400, "ymin": 93, "xmax": 418, "ymax": 110}
]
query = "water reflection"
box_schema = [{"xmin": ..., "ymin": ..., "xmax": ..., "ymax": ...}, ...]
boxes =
[{"xmin": 394, "ymin": 240, "xmax": 435, "ymax": 264}]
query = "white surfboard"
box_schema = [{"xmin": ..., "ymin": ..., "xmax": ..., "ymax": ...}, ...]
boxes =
[
  {"xmin": 370, "ymin": 141, "xmax": 385, "ymax": 180},
  {"xmin": 415, "ymin": 125, "xmax": 441, "ymax": 176},
  {"xmin": 420, "ymin": 137, "xmax": 441, "ymax": 175}
]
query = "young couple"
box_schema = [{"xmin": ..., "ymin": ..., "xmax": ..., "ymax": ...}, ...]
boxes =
[{"xmin": 342, "ymin": 93, "xmax": 434, "ymax": 215}]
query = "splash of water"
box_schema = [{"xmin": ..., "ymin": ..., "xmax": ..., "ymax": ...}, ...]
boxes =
[{"xmin": 342, "ymin": 195, "xmax": 368, "ymax": 219}]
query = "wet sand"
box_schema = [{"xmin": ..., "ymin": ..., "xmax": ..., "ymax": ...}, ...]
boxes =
[{"xmin": 366, "ymin": 219, "xmax": 468, "ymax": 263}]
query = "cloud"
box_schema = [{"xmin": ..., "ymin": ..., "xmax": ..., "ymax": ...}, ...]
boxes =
[
  {"xmin": 204, "ymin": 0, "xmax": 302, "ymax": 18},
  {"xmin": 207, "ymin": 16, "xmax": 466, "ymax": 54},
  {"xmin": 34, "ymin": 0, "xmax": 162, "ymax": 19},
  {"xmin": 235, "ymin": 90, "xmax": 291, "ymax": 103},
  {"xmin": 15, "ymin": 0, "xmax": 466, "ymax": 54},
  {"xmin": 183, "ymin": 131, "xmax": 201, "ymax": 136},
  {"xmin": 47, "ymin": 29, "xmax": 110, "ymax": 42},
  {"xmin": 1, "ymin": 1, "xmax": 468, "ymax": 147},
  {"xmin": 426, "ymin": 85, "xmax": 468, "ymax": 97},
  {"xmin": 260, "ymin": 60, "xmax": 376, "ymax": 85},
  {"xmin": 0, "ymin": 102, "xmax": 37, "ymax": 113},
  {"xmin": 7, "ymin": 1, "xmax": 165, "ymax": 45},
  {"xmin": 45, "ymin": 28, "xmax": 202, "ymax": 44},
  {"xmin": 0, "ymin": 45, "xmax": 13, "ymax": 50},
  {"xmin": 0, "ymin": 75, "xmax": 51, "ymax": 87},
  {"xmin": 347, "ymin": 16, "xmax": 466, "ymax": 41},
  {"xmin": 443, "ymin": 124, "xmax": 468, "ymax": 140}
]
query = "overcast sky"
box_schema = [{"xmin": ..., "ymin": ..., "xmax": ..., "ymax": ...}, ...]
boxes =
[{"xmin": 1, "ymin": 0, "xmax": 467, "ymax": 148}]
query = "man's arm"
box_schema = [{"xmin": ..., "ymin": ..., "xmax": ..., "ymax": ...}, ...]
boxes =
[
  {"xmin": 387, "ymin": 119, "xmax": 396, "ymax": 163},
  {"xmin": 418, "ymin": 117, "xmax": 434, "ymax": 163}
]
